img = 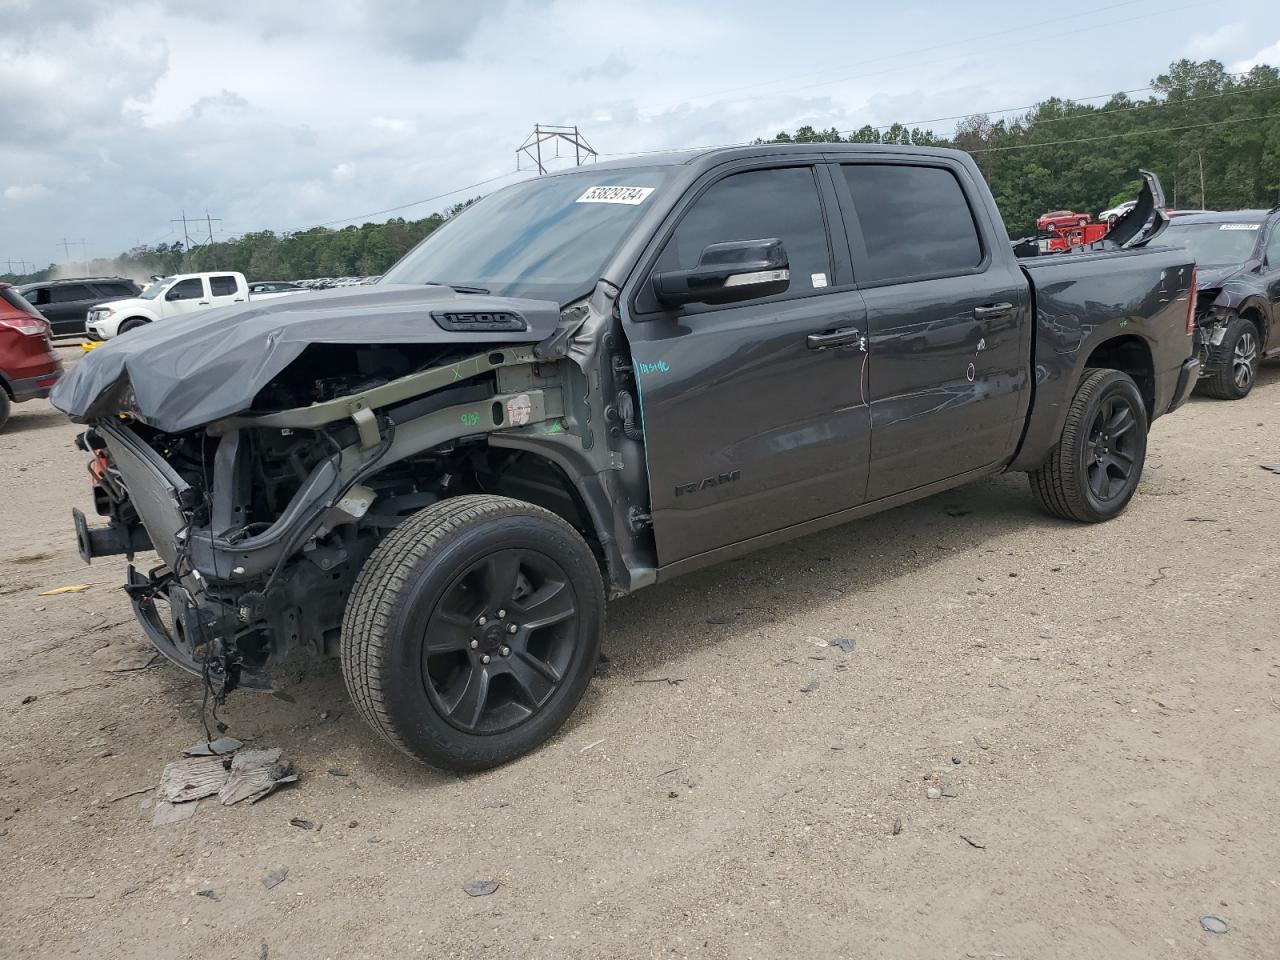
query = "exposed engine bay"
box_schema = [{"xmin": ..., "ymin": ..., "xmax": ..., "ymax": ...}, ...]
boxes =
[{"xmin": 60, "ymin": 282, "xmax": 655, "ymax": 698}]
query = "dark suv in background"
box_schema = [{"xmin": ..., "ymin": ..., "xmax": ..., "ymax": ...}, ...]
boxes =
[{"xmin": 17, "ymin": 277, "xmax": 142, "ymax": 338}]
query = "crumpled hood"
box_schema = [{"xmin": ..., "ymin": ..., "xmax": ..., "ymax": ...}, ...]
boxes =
[
  {"xmin": 52, "ymin": 284, "xmax": 560, "ymax": 433},
  {"xmin": 1196, "ymin": 264, "xmax": 1244, "ymax": 289}
]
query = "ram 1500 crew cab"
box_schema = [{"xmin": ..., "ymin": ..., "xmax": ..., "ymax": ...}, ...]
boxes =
[{"xmin": 54, "ymin": 145, "xmax": 1198, "ymax": 770}]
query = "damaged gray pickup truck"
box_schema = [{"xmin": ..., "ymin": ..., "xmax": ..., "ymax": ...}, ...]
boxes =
[{"xmin": 54, "ymin": 144, "xmax": 1200, "ymax": 770}]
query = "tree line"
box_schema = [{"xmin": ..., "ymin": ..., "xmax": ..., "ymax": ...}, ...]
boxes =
[{"xmin": 4, "ymin": 58, "xmax": 1278, "ymax": 286}]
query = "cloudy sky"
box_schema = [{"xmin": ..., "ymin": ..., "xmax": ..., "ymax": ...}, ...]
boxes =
[{"xmin": 2, "ymin": 0, "xmax": 1277, "ymax": 269}]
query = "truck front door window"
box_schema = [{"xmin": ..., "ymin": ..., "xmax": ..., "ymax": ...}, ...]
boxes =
[
  {"xmin": 168, "ymin": 279, "xmax": 204, "ymax": 301},
  {"xmin": 652, "ymin": 166, "xmax": 831, "ymax": 311},
  {"xmin": 842, "ymin": 164, "xmax": 982, "ymax": 284}
]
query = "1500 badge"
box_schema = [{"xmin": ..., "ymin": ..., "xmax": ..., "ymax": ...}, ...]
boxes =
[{"xmin": 674, "ymin": 470, "xmax": 741, "ymax": 497}]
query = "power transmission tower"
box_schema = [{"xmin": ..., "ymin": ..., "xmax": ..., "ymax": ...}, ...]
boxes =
[
  {"xmin": 203, "ymin": 209, "xmax": 222, "ymax": 246},
  {"xmin": 516, "ymin": 124, "xmax": 597, "ymax": 175},
  {"xmin": 171, "ymin": 211, "xmax": 194, "ymax": 252},
  {"xmin": 57, "ymin": 238, "xmax": 88, "ymax": 272}
]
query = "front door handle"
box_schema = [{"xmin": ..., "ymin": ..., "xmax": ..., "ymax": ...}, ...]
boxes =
[
  {"xmin": 807, "ymin": 327, "xmax": 866, "ymax": 351},
  {"xmin": 973, "ymin": 302, "xmax": 1013, "ymax": 320}
]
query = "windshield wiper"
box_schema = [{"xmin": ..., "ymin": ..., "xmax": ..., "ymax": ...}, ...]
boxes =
[{"xmin": 424, "ymin": 281, "xmax": 491, "ymax": 295}]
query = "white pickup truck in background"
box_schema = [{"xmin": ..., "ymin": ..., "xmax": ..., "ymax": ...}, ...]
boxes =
[{"xmin": 85, "ymin": 271, "xmax": 305, "ymax": 340}]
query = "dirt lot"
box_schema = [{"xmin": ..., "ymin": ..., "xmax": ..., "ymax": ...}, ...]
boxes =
[{"xmin": 2, "ymin": 345, "xmax": 1278, "ymax": 960}]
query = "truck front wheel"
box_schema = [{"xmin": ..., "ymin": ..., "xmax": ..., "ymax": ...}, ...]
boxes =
[
  {"xmin": 1028, "ymin": 368, "xmax": 1148, "ymax": 523},
  {"xmin": 340, "ymin": 495, "xmax": 605, "ymax": 771}
]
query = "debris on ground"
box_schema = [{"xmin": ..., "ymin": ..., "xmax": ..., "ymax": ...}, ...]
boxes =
[
  {"xmin": 973, "ymin": 736, "xmax": 990, "ymax": 750},
  {"xmin": 892, "ymin": 817, "xmax": 902, "ymax": 836},
  {"xmin": 327, "ymin": 767, "xmax": 349, "ymax": 777},
  {"xmin": 108, "ymin": 651, "xmax": 159, "ymax": 673},
  {"xmin": 579, "ymin": 738, "xmax": 606, "ymax": 754},
  {"xmin": 1184, "ymin": 516, "xmax": 1218, "ymax": 522},
  {"xmin": 830, "ymin": 637, "xmax": 856, "ymax": 654},
  {"xmin": 195, "ymin": 888, "xmax": 220, "ymax": 900},
  {"xmin": 21, "ymin": 695, "xmax": 36, "ymax": 705},
  {"xmin": 926, "ymin": 787, "xmax": 942, "ymax": 800},
  {"xmin": 151, "ymin": 799, "xmax": 199, "ymax": 826},
  {"xmin": 1199, "ymin": 915, "xmax": 1229, "ymax": 934},
  {"xmin": 60, "ymin": 890, "xmax": 96, "ymax": 899},
  {"xmin": 183, "ymin": 737, "xmax": 242, "ymax": 757},
  {"xmin": 262, "ymin": 866, "xmax": 289, "ymax": 890},
  {"xmin": 159, "ymin": 757, "xmax": 229, "ymax": 804},
  {"xmin": 799, "ymin": 680, "xmax": 819, "ymax": 693},
  {"xmin": 37, "ymin": 583, "xmax": 103, "ymax": 596},
  {"xmin": 960, "ymin": 834, "xmax": 986, "ymax": 849},
  {"xmin": 632, "ymin": 677, "xmax": 685, "ymax": 686},
  {"xmin": 463, "ymin": 880, "xmax": 499, "ymax": 897},
  {"xmin": 219, "ymin": 748, "xmax": 297, "ymax": 805},
  {"xmin": 941, "ymin": 783, "xmax": 959, "ymax": 798},
  {"xmin": 705, "ymin": 614, "xmax": 737, "ymax": 624},
  {"xmin": 289, "ymin": 818, "xmax": 315, "ymax": 831},
  {"xmin": 153, "ymin": 743, "xmax": 295, "ymax": 822},
  {"xmin": 1259, "ymin": 463, "xmax": 1280, "ymax": 475},
  {"xmin": 943, "ymin": 505, "xmax": 972, "ymax": 517}
]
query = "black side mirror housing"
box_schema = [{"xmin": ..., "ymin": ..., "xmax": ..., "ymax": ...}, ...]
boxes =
[
  {"xmin": 165, "ymin": 289, "xmax": 180, "ymax": 301},
  {"xmin": 652, "ymin": 238, "xmax": 790, "ymax": 307}
]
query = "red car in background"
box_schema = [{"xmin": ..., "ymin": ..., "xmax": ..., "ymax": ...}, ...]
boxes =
[
  {"xmin": 0, "ymin": 283, "xmax": 63, "ymax": 431},
  {"xmin": 1037, "ymin": 209, "xmax": 1092, "ymax": 232}
]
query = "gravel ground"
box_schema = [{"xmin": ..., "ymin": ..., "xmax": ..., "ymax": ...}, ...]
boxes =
[{"xmin": 1, "ymin": 345, "xmax": 1278, "ymax": 959}]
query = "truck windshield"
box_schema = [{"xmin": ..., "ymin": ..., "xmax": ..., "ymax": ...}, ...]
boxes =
[
  {"xmin": 1159, "ymin": 222, "xmax": 1261, "ymax": 266},
  {"xmin": 381, "ymin": 168, "xmax": 669, "ymax": 303},
  {"xmin": 139, "ymin": 278, "xmax": 173, "ymax": 300}
]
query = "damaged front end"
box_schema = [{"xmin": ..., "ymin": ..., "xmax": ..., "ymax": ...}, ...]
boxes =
[{"xmin": 56, "ymin": 283, "xmax": 643, "ymax": 697}]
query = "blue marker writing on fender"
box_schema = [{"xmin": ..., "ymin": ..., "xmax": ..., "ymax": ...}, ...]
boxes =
[{"xmin": 637, "ymin": 360, "xmax": 669, "ymax": 375}]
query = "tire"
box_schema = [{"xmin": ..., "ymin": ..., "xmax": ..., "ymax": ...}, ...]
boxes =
[
  {"xmin": 341, "ymin": 495, "xmax": 605, "ymax": 771},
  {"xmin": 1201, "ymin": 315, "xmax": 1260, "ymax": 400},
  {"xmin": 0, "ymin": 390, "xmax": 10, "ymax": 433},
  {"xmin": 1028, "ymin": 368, "xmax": 1148, "ymax": 523},
  {"xmin": 117, "ymin": 318, "xmax": 150, "ymax": 334}
]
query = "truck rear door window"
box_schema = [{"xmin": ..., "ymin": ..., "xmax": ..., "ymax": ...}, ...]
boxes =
[
  {"xmin": 209, "ymin": 275, "xmax": 239, "ymax": 296},
  {"xmin": 662, "ymin": 166, "xmax": 832, "ymax": 294},
  {"xmin": 842, "ymin": 164, "xmax": 982, "ymax": 283}
]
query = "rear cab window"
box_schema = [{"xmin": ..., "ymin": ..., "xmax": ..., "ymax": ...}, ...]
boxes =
[
  {"xmin": 92, "ymin": 282, "xmax": 136, "ymax": 298},
  {"xmin": 637, "ymin": 164, "xmax": 833, "ymax": 313},
  {"xmin": 209, "ymin": 275, "xmax": 239, "ymax": 297},
  {"xmin": 839, "ymin": 163, "xmax": 984, "ymax": 285}
]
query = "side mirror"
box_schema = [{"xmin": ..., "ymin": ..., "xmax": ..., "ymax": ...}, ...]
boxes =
[
  {"xmin": 165, "ymin": 289, "xmax": 180, "ymax": 301},
  {"xmin": 652, "ymin": 238, "xmax": 790, "ymax": 307}
]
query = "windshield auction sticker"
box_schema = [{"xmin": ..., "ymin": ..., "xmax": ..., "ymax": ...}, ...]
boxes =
[
  {"xmin": 1219, "ymin": 223, "xmax": 1260, "ymax": 230},
  {"xmin": 576, "ymin": 185, "xmax": 655, "ymax": 205}
]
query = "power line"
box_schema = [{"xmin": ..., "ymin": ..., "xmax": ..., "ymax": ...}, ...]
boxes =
[
  {"xmin": 598, "ymin": 72, "xmax": 1279, "ymax": 160},
  {"xmin": 297, "ymin": 170, "xmax": 527, "ymax": 232},
  {"xmin": 968, "ymin": 112, "xmax": 1280, "ymax": 153}
]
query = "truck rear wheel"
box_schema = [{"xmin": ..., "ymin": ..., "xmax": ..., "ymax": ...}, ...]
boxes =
[
  {"xmin": 0, "ymin": 389, "xmax": 10, "ymax": 432},
  {"xmin": 340, "ymin": 495, "xmax": 605, "ymax": 771},
  {"xmin": 1028, "ymin": 368, "xmax": 1148, "ymax": 523},
  {"xmin": 1201, "ymin": 315, "xmax": 1259, "ymax": 400}
]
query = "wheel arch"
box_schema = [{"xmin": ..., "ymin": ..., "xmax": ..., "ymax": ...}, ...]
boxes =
[{"xmin": 1084, "ymin": 334, "xmax": 1155, "ymax": 419}]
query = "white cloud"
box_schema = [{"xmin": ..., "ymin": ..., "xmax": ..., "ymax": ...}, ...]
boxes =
[
  {"xmin": 1230, "ymin": 38, "xmax": 1280, "ymax": 72},
  {"xmin": 4, "ymin": 183, "xmax": 51, "ymax": 201},
  {"xmin": 369, "ymin": 116, "xmax": 413, "ymax": 135},
  {"xmin": 1185, "ymin": 23, "xmax": 1245, "ymax": 58},
  {"xmin": 332, "ymin": 162, "xmax": 357, "ymax": 181}
]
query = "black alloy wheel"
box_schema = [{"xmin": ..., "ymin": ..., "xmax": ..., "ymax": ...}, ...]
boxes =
[
  {"xmin": 1084, "ymin": 393, "xmax": 1141, "ymax": 503},
  {"xmin": 423, "ymin": 548, "xmax": 579, "ymax": 735},
  {"xmin": 1028, "ymin": 368, "xmax": 1148, "ymax": 523},
  {"xmin": 341, "ymin": 495, "xmax": 605, "ymax": 771}
]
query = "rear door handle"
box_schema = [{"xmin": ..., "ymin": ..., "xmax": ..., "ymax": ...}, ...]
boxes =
[
  {"xmin": 807, "ymin": 327, "xmax": 866, "ymax": 351},
  {"xmin": 973, "ymin": 302, "xmax": 1013, "ymax": 320}
]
